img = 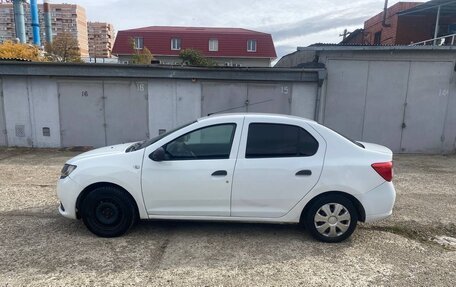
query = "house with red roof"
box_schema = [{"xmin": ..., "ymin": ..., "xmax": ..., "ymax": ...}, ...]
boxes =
[{"xmin": 112, "ymin": 26, "xmax": 277, "ymax": 67}]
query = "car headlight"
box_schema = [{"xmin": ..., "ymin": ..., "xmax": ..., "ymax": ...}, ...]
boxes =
[{"xmin": 60, "ymin": 164, "xmax": 77, "ymax": 179}]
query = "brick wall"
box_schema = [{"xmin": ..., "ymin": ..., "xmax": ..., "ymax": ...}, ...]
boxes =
[{"xmin": 364, "ymin": 2, "xmax": 421, "ymax": 45}]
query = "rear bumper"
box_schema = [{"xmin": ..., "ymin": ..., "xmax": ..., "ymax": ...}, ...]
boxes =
[
  {"xmin": 57, "ymin": 176, "xmax": 82, "ymax": 219},
  {"xmin": 360, "ymin": 181, "xmax": 396, "ymax": 223}
]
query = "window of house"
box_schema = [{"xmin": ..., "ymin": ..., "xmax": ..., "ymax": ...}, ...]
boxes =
[
  {"xmin": 133, "ymin": 37, "xmax": 143, "ymax": 49},
  {"xmin": 163, "ymin": 124, "xmax": 236, "ymax": 160},
  {"xmin": 246, "ymin": 123, "xmax": 319, "ymax": 158},
  {"xmin": 247, "ymin": 39, "xmax": 257, "ymax": 52},
  {"xmin": 171, "ymin": 38, "xmax": 181, "ymax": 50},
  {"xmin": 209, "ymin": 39, "xmax": 218, "ymax": 51},
  {"xmin": 374, "ymin": 31, "xmax": 382, "ymax": 45}
]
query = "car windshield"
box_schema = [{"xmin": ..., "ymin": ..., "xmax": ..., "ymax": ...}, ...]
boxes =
[{"xmin": 127, "ymin": 121, "xmax": 196, "ymax": 152}]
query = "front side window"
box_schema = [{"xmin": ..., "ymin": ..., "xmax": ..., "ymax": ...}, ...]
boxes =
[
  {"xmin": 209, "ymin": 39, "xmax": 218, "ymax": 51},
  {"xmin": 247, "ymin": 39, "xmax": 257, "ymax": 52},
  {"xmin": 133, "ymin": 37, "xmax": 143, "ymax": 49},
  {"xmin": 246, "ymin": 123, "xmax": 318, "ymax": 158},
  {"xmin": 164, "ymin": 124, "xmax": 236, "ymax": 160},
  {"xmin": 171, "ymin": 38, "xmax": 181, "ymax": 50}
]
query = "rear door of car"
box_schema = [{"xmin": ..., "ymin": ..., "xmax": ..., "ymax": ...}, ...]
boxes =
[{"xmin": 231, "ymin": 117, "xmax": 326, "ymax": 218}]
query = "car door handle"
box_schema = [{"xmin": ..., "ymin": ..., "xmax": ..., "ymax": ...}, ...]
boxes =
[
  {"xmin": 296, "ymin": 170, "xmax": 312, "ymax": 176},
  {"xmin": 211, "ymin": 170, "xmax": 227, "ymax": 176}
]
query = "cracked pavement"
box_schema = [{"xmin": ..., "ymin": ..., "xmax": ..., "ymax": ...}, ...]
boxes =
[{"xmin": 0, "ymin": 148, "xmax": 455, "ymax": 286}]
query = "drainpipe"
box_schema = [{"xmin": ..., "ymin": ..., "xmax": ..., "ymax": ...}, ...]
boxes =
[
  {"xmin": 43, "ymin": 0, "xmax": 52, "ymax": 44},
  {"xmin": 30, "ymin": 0, "xmax": 41, "ymax": 46},
  {"xmin": 382, "ymin": 0, "xmax": 391, "ymax": 27},
  {"xmin": 12, "ymin": 0, "xmax": 26, "ymax": 43},
  {"xmin": 433, "ymin": 5, "xmax": 441, "ymax": 45}
]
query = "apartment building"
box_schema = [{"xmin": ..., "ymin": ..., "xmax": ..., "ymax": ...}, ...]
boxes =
[
  {"xmin": 88, "ymin": 22, "xmax": 114, "ymax": 58},
  {"xmin": 0, "ymin": 2, "xmax": 89, "ymax": 57}
]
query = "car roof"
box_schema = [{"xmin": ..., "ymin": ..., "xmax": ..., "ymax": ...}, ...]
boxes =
[{"xmin": 198, "ymin": 113, "xmax": 317, "ymax": 124}]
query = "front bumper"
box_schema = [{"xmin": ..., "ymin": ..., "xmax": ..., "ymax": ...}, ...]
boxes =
[
  {"xmin": 360, "ymin": 181, "xmax": 396, "ymax": 223},
  {"xmin": 57, "ymin": 176, "xmax": 82, "ymax": 219}
]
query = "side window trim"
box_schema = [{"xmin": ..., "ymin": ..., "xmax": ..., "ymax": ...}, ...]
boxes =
[{"xmin": 162, "ymin": 123, "xmax": 237, "ymax": 161}]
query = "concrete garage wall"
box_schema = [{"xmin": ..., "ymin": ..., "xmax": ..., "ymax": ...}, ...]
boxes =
[{"xmin": 0, "ymin": 63, "xmax": 320, "ymax": 148}]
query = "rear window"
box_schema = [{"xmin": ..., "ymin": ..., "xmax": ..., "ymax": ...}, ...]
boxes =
[{"xmin": 246, "ymin": 123, "xmax": 319, "ymax": 158}]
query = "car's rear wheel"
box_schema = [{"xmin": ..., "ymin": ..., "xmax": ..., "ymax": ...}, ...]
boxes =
[
  {"xmin": 304, "ymin": 194, "xmax": 358, "ymax": 243},
  {"xmin": 80, "ymin": 186, "xmax": 137, "ymax": 237}
]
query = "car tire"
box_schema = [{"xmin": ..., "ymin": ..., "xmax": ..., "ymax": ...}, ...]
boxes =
[
  {"xmin": 304, "ymin": 194, "xmax": 358, "ymax": 243},
  {"xmin": 81, "ymin": 186, "xmax": 137, "ymax": 238}
]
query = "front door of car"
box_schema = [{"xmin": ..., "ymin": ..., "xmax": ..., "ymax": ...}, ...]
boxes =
[
  {"xmin": 231, "ymin": 119, "xmax": 326, "ymax": 218},
  {"xmin": 141, "ymin": 120, "xmax": 242, "ymax": 216}
]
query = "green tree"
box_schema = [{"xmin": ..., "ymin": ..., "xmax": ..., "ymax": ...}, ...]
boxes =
[
  {"xmin": 0, "ymin": 40, "xmax": 44, "ymax": 61},
  {"xmin": 45, "ymin": 32, "xmax": 82, "ymax": 63},
  {"xmin": 129, "ymin": 38, "xmax": 154, "ymax": 64},
  {"xmin": 179, "ymin": 48, "xmax": 216, "ymax": 67}
]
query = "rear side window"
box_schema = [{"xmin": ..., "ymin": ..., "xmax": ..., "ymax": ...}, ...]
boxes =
[{"xmin": 246, "ymin": 123, "xmax": 318, "ymax": 158}]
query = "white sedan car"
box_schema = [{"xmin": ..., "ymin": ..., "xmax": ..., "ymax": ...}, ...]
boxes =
[{"xmin": 57, "ymin": 113, "xmax": 395, "ymax": 242}]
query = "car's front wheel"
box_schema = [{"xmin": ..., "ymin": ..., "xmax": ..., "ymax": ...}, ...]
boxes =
[
  {"xmin": 80, "ymin": 186, "xmax": 137, "ymax": 237},
  {"xmin": 304, "ymin": 194, "xmax": 358, "ymax": 243}
]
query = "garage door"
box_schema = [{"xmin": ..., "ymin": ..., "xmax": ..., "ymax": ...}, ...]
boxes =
[
  {"xmin": 0, "ymin": 79, "xmax": 6, "ymax": 146},
  {"xmin": 362, "ymin": 61, "xmax": 409, "ymax": 152},
  {"xmin": 202, "ymin": 82, "xmax": 247, "ymax": 116},
  {"xmin": 323, "ymin": 59, "xmax": 453, "ymax": 153},
  {"xmin": 324, "ymin": 60, "xmax": 369, "ymax": 140},
  {"xmin": 247, "ymin": 84, "xmax": 291, "ymax": 114},
  {"xmin": 201, "ymin": 82, "xmax": 291, "ymax": 116},
  {"xmin": 400, "ymin": 62, "xmax": 453, "ymax": 153},
  {"xmin": 104, "ymin": 81, "xmax": 149, "ymax": 145},
  {"xmin": 59, "ymin": 81, "xmax": 106, "ymax": 147}
]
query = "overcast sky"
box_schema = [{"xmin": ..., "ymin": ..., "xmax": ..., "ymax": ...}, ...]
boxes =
[{"xmin": 62, "ymin": 0, "xmax": 424, "ymax": 60}]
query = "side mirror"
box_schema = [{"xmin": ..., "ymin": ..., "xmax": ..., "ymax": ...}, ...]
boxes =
[{"xmin": 149, "ymin": 147, "xmax": 165, "ymax": 162}]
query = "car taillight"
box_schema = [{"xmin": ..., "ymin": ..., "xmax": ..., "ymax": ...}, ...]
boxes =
[{"xmin": 371, "ymin": 161, "xmax": 393, "ymax": 182}]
